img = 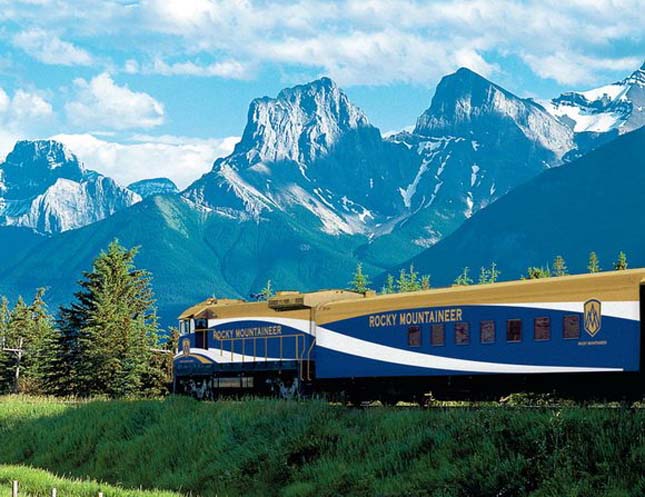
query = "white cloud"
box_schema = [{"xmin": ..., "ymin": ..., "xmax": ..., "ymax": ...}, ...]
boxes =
[
  {"xmin": 145, "ymin": 58, "xmax": 251, "ymax": 79},
  {"xmin": 522, "ymin": 53, "xmax": 643, "ymax": 86},
  {"xmin": 65, "ymin": 73, "xmax": 165, "ymax": 130},
  {"xmin": 50, "ymin": 133, "xmax": 239, "ymax": 188},
  {"xmin": 13, "ymin": 28, "xmax": 93, "ymax": 66}
]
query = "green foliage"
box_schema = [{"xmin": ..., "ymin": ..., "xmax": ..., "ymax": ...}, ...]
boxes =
[
  {"xmin": 52, "ymin": 240, "xmax": 164, "ymax": 398},
  {"xmin": 524, "ymin": 265, "xmax": 552, "ymax": 279},
  {"xmin": 348, "ymin": 263, "xmax": 370, "ymax": 293},
  {"xmin": 552, "ymin": 255, "xmax": 568, "ymax": 277},
  {"xmin": 478, "ymin": 262, "xmax": 501, "ymax": 284},
  {"xmin": 0, "ymin": 396, "xmax": 643, "ymax": 497},
  {"xmin": 381, "ymin": 274, "xmax": 396, "ymax": 294},
  {"xmin": 0, "ymin": 464, "xmax": 181, "ymax": 497},
  {"xmin": 614, "ymin": 251, "xmax": 628, "ymax": 270},
  {"xmin": 588, "ymin": 251, "xmax": 601, "ymax": 273},
  {"xmin": 259, "ymin": 279, "xmax": 274, "ymax": 300},
  {"xmin": 454, "ymin": 266, "xmax": 473, "ymax": 286},
  {"xmin": 0, "ymin": 290, "xmax": 56, "ymax": 394},
  {"xmin": 395, "ymin": 264, "xmax": 431, "ymax": 293}
]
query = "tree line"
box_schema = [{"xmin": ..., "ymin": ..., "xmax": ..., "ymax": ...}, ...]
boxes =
[
  {"xmin": 347, "ymin": 251, "xmax": 631, "ymax": 294},
  {"xmin": 0, "ymin": 240, "xmax": 176, "ymax": 397}
]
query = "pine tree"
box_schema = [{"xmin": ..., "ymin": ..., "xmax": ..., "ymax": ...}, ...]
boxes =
[
  {"xmin": 260, "ymin": 280, "xmax": 274, "ymax": 300},
  {"xmin": 454, "ymin": 267, "xmax": 473, "ymax": 286},
  {"xmin": 587, "ymin": 252, "xmax": 601, "ymax": 273},
  {"xmin": 0, "ymin": 297, "xmax": 11, "ymax": 393},
  {"xmin": 614, "ymin": 251, "xmax": 628, "ymax": 270},
  {"xmin": 57, "ymin": 240, "xmax": 162, "ymax": 398},
  {"xmin": 524, "ymin": 266, "xmax": 551, "ymax": 279},
  {"xmin": 421, "ymin": 274, "xmax": 431, "ymax": 290},
  {"xmin": 478, "ymin": 266, "xmax": 489, "ymax": 284},
  {"xmin": 349, "ymin": 263, "xmax": 370, "ymax": 293},
  {"xmin": 397, "ymin": 268, "xmax": 409, "ymax": 293},
  {"xmin": 407, "ymin": 264, "xmax": 421, "ymax": 291},
  {"xmin": 552, "ymin": 256, "xmax": 568, "ymax": 277},
  {"xmin": 381, "ymin": 274, "xmax": 396, "ymax": 294},
  {"xmin": 22, "ymin": 289, "xmax": 56, "ymax": 394},
  {"xmin": 489, "ymin": 262, "xmax": 500, "ymax": 283}
]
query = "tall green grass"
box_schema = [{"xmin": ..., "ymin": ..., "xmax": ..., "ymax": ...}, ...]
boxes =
[
  {"xmin": 0, "ymin": 396, "xmax": 643, "ymax": 497},
  {"xmin": 0, "ymin": 465, "xmax": 182, "ymax": 497}
]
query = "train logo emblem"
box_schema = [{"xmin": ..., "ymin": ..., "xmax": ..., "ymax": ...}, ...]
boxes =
[
  {"xmin": 182, "ymin": 338, "xmax": 191, "ymax": 356},
  {"xmin": 584, "ymin": 299, "xmax": 602, "ymax": 337}
]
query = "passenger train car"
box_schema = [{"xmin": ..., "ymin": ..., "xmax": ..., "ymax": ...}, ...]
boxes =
[{"xmin": 173, "ymin": 270, "xmax": 645, "ymax": 400}]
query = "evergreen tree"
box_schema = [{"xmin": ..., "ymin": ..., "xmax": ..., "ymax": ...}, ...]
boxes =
[
  {"xmin": 381, "ymin": 274, "xmax": 396, "ymax": 294},
  {"xmin": 0, "ymin": 297, "xmax": 11, "ymax": 393},
  {"xmin": 397, "ymin": 268, "xmax": 409, "ymax": 293},
  {"xmin": 614, "ymin": 251, "xmax": 628, "ymax": 270},
  {"xmin": 56, "ymin": 240, "xmax": 162, "ymax": 398},
  {"xmin": 407, "ymin": 264, "xmax": 421, "ymax": 292},
  {"xmin": 421, "ymin": 275, "xmax": 431, "ymax": 290},
  {"xmin": 21, "ymin": 289, "xmax": 57, "ymax": 394},
  {"xmin": 524, "ymin": 266, "xmax": 551, "ymax": 279},
  {"xmin": 454, "ymin": 267, "xmax": 473, "ymax": 286},
  {"xmin": 587, "ymin": 252, "xmax": 601, "ymax": 273},
  {"xmin": 478, "ymin": 266, "xmax": 489, "ymax": 285},
  {"xmin": 260, "ymin": 280, "xmax": 274, "ymax": 300},
  {"xmin": 490, "ymin": 262, "xmax": 500, "ymax": 283},
  {"xmin": 349, "ymin": 263, "xmax": 370, "ymax": 293},
  {"xmin": 552, "ymin": 256, "xmax": 568, "ymax": 277}
]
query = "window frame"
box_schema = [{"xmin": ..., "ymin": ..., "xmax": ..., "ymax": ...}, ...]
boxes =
[
  {"xmin": 407, "ymin": 325, "xmax": 422, "ymax": 347},
  {"xmin": 455, "ymin": 321, "xmax": 470, "ymax": 345},
  {"xmin": 533, "ymin": 316, "xmax": 551, "ymax": 341},
  {"xmin": 431, "ymin": 324, "xmax": 445, "ymax": 347},
  {"xmin": 506, "ymin": 319, "xmax": 522, "ymax": 343},
  {"xmin": 480, "ymin": 320, "xmax": 496, "ymax": 344},
  {"xmin": 563, "ymin": 314, "xmax": 581, "ymax": 340}
]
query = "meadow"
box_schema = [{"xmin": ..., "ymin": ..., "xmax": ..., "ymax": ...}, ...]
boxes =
[{"xmin": 0, "ymin": 396, "xmax": 643, "ymax": 497}]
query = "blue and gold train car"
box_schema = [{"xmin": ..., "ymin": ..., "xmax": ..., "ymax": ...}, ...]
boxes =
[{"xmin": 174, "ymin": 270, "xmax": 644, "ymax": 399}]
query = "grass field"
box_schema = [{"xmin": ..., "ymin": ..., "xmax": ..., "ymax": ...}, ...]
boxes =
[{"xmin": 0, "ymin": 395, "xmax": 643, "ymax": 497}]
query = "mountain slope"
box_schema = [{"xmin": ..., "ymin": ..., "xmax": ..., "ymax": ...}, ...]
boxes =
[
  {"xmin": 128, "ymin": 178, "xmax": 179, "ymax": 198},
  {"xmin": 0, "ymin": 195, "xmax": 378, "ymax": 326},
  {"xmin": 0, "ymin": 140, "xmax": 140, "ymax": 234},
  {"xmin": 391, "ymin": 126, "xmax": 645, "ymax": 285},
  {"xmin": 542, "ymin": 62, "xmax": 645, "ymax": 134}
]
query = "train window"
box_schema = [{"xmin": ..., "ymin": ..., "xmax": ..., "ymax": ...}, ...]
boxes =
[
  {"xmin": 455, "ymin": 322, "xmax": 470, "ymax": 345},
  {"xmin": 195, "ymin": 318, "xmax": 208, "ymax": 330},
  {"xmin": 431, "ymin": 324, "xmax": 445, "ymax": 346},
  {"xmin": 480, "ymin": 320, "xmax": 495, "ymax": 344},
  {"xmin": 408, "ymin": 326, "xmax": 422, "ymax": 347},
  {"xmin": 506, "ymin": 319, "xmax": 522, "ymax": 342},
  {"xmin": 534, "ymin": 317, "xmax": 551, "ymax": 341},
  {"xmin": 563, "ymin": 315, "xmax": 580, "ymax": 339}
]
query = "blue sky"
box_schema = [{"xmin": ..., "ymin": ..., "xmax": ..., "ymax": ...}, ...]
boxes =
[{"xmin": 0, "ymin": 0, "xmax": 642, "ymax": 187}]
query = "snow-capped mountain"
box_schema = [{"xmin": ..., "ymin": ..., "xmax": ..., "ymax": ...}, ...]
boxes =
[
  {"xmin": 183, "ymin": 77, "xmax": 414, "ymax": 235},
  {"xmin": 0, "ymin": 140, "xmax": 140, "ymax": 234},
  {"xmin": 361, "ymin": 68, "xmax": 575, "ymax": 259},
  {"xmin": 541, "ymin": 62, "xmax": 645, "ymax": 134},
  {"xmin": 128, "ymin": 177, "xmax": 179, "ymax": 198}
]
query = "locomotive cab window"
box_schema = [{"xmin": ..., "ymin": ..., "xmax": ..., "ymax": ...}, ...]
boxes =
[
  {"xmin": 407, "ymin": 326, "xmax": 422, "ymax": 347},
  {"xmin": 506, "ymin": 319, "xmax": 522, "ymax": 342},
  {"xmin": 195, "ymin": 318, "xmax": 208, "ymax": 330},
  {"xmin": 534, "ymin": 317, "xmax": 551, "ymax": 341},
  {"xmin": 455, "ymin": 322, "xmax": 470, "ymax": 345},
  {"xmin": 563, "ymin": 315, "xmax": 580, "ymax": 339},
  {"xmin": 431, "ymin": 324, "xmax": 445, "ymax": 346},
  {"xmin": 480, "ymin": 320, "xmax": 495, "ymax": 344}
]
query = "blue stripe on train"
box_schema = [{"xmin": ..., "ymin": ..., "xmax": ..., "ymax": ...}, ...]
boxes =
[{"xmin": 315, "ymin": 304, "xmax": 640, "ymax": 379}]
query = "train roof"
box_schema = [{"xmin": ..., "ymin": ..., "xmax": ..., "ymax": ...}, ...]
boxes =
[{"xmin": 178, "ymin": 269, "xmax": 645, "ymax": 321}]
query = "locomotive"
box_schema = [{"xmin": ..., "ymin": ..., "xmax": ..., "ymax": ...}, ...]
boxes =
[{"xmin": 173, "ymin": 269, "xmax": 645, "ymax": 401}]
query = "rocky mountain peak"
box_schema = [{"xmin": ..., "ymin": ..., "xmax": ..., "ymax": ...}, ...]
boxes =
[
  {"xmin": 1, "ymin": 140, "xmax": 85, "ymax": 199},
  {"xmin": 233, "ymin": 77, "xmax": 372, "ymax": 166},
  {"xmin": 128, "ymin": 177, "xmax": 179, "ymax": 198}
]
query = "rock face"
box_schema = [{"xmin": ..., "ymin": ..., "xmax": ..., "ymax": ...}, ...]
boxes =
[
  {"xmin": 128, "ymin": 178, "xmax": 179, "ymax": 198},
  {"xmin": 183, "ymin": 77, "xmax": 414, "ymax": 235},
  {"xmin": 394, "ymin": 126, "xmax": 645, "ymax": 286},
  {"xmin": 542, "ymin": 62, "xmax": 645, "ymax": 134},
  {"xmin": 0, "ymin": 140, "xmax": 140, "ymax": 234}
]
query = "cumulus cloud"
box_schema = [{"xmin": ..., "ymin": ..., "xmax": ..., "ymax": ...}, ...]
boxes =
[
  {"xmin": 13, "ymin": 28, "xmax": 93, "ymax": 66},
  {"xmin": 50, "ymin": 133, "xmax": 239, "ymax": 188},
  {"xmin": 65, "ymin": 73, "xmax": 165, "ymax": 130}
]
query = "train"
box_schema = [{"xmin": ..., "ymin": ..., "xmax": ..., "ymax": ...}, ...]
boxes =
[{"xmin": 173, "ymin": 269, "xmax": 645, "ymax": 401}]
